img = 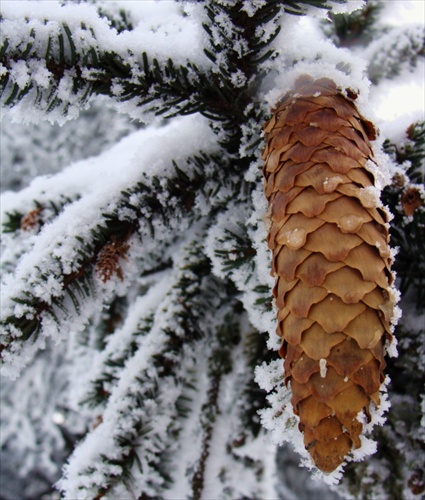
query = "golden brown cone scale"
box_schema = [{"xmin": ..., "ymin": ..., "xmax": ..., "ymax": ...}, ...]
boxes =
[{"xmin": 262, "ymin": 76, "xmax": 394, "ymax": 473}]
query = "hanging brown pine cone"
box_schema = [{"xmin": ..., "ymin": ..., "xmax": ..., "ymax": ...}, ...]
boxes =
[{"xmin": 262, "ymin": 75, "xmax": 395, "ymax": 473}]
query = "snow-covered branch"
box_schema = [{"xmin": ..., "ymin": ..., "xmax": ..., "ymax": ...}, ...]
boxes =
[
  {"xmin": 0, "ymin": 0, "xmax": 211, "ymax": 123},
  {"xmin": 58, "ymin": 229, "xmax": 265, "ymax": 499},
  {"xmin": 0, "ymin": 115, "xmax": 224, "ymax": 378},
  {"xmin": 367, "ymin": 24, "xmax": 425, "ymax": 84}
]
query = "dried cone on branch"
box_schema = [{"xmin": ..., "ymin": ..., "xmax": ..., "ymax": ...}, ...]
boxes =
[{"xmin": 262, "ymin": 76, "xmax": 395, "ymax": 473}]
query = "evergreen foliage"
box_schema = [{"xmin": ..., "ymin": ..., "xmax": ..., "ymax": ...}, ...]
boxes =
[
  {"xmin": 367, "ymin": 25, "xmax": 425, "ymax": 84},
  {"xmin": 324, "ymin": 0, "xmax": 383, "ymax": 47},
  {"xmin": 1, "ymin": 1, "xmax": 424, "ymax": 499},
  {"xmin": 382, "ymin": 122, "xmax": 425, "ymax": 304},
  {"xmin": 324, "ymin": 0, "xmax": 425, "ymax": 84}
]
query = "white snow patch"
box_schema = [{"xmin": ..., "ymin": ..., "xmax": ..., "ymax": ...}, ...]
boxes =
[
  {"xmin": 264, "ymin": 14, "xmax": 370, "ymax": 111},
  {"xmin": 319, "ymin": 358, "xmax": 327, "ymax": 378}
]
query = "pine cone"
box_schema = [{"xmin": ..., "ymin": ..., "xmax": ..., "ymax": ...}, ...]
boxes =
[{"xmin": 262, "ymin": 76, "xmax": 395, "ymax": 473}]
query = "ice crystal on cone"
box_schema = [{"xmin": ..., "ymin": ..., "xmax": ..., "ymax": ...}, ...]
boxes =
[{"xmin": 262, "ymin": 76, "xmax": 397, "ymax": 473}]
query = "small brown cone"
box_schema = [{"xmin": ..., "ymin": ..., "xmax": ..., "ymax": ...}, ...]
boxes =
[{"xmin": 263, "ymin": 76, "xmax": 395, "ymax": 473}]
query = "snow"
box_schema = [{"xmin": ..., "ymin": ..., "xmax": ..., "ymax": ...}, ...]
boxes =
[
  {"xmin": 8, "ymin": 60, "xmax": 31, "ymax": 89},
  {"xmin": 240, "ymin": 0, "xmax": 268, "ymax": 17},
  {"xmin": 319, "ymin": 358, "xmax": 327, "ymax": 378},
  {"xmin": 372, "ymin": 62, "xmax": 425, "ymax": 122},
  {"xmin": 0, "ymin": 0, "xmax": 208, "ymax": 68},
  {"xmin": 325, "ymin": 1, "xmax": 365, "ymax": 16},
  {"xmin": 266, "ymin": 33, "xmax": 370, "ymax": 113},
  {"xmin": 380, "ymin": 1, "xmax": 425, "ymax": 28}
]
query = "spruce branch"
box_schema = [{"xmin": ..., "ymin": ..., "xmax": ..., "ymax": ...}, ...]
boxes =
[
  {"xmin": 206, "ymin": 201, "xmax": 274, "ymax": 318},
  {"xmin": 323, "ymin": 0, "xmax": 384, "ymax": 47},
  {"xmin": 367, "ymin": 24, "xmax": 425, "ymax": 84},
  {"xmin": 192, "ymin": 368, "xmax": 222, "ymax": 500},
  {"xmin": 279, "ymin": 0, "xmax": 345, "ymax": 16},
  {"xmin": 80, "ymin": 311, "xmax": 154, "ymax": 410},
  {"xmin": 0, "ymin": 117, "xmax": 229, "ymax": 376},
  {"xmin": 0, "ymin": 11, "xmax": 265, "ymax": 134},
  {"xmin": 382, "ymin": 121, "xmax": 425, "ymax": 306},
  {"xmin": 0, "ymin": 2, "xmax": 271, "ymax": 127},
  {"xmin": 0, "ymin": 4, "xmax": 212, "ymax": 122},
  {"xmin": 59, "ymin": 231, "xmax": 240, "ymax": 499}
]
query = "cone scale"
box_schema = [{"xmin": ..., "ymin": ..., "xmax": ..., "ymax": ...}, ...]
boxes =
[{"xmin": 262, "ymin": 76, "xmax": 395, "ymax": 473}]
